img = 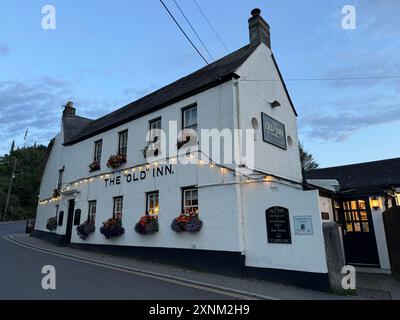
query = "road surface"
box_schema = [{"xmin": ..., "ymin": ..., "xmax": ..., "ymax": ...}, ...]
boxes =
[{"xmin": 0, "ymin": 221, "xmax": 245, "ymax": 300}]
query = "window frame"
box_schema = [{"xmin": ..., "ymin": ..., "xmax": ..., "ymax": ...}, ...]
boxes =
[
  {"xmin": 182, "ymin": 186, "xmax": 199, "ymax": 214},
  {"xmin": 93, "ymin": 140, "xmax": 103, "ymax": 163},
  {"xmin": 149, "ymin": 117, "xmax": 162, "ymax": 143},
  {"xmin": 118, "ymin": 130, "xmax": 128, "ymax": 157},
  {"xmin": 57, "ymin": 166, "xmax": 64, "ymax": 190},
  {"xmin": 182, "ymin": 104, "xmax": 197, "ymax": 132},
  {"xmin": 88, "ymin": 200, "xmax": 97, "ymax": 222},
  {"xmin": 146, "ymin": 191, "xmax": 159, "ymax": 215},
  {"xmin": 113, "ymin": 196, "xmax": 124, "ymax": 220}
]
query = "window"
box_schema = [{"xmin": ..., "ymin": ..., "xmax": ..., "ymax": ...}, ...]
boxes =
[
  {"xmin": 113, "ymin": 197, "xmax": 123, "ymax": 219},
  {"xmin": 94, "ymin": 140, "xmax": 102, "ymax": 163},
  {"xmin": 74, "ymin": 209, "xmax": 81, "ymax": 226},
  {"xmin": 88, "ymin": 200, "xmax": 97, "ymax": 222},
  {"xmin": 149, "ymin": 118, "xmax": 161, "ymax": 143},
  {"xmin": 182, "ymin": 187, "xmax": 198, "ymax": 214},
  {"xmin": 118, "ymin": 130, "xmax": 128, "ymax": 156},
  {"xmin": 146, "ymin": 192, "xmax": 159, "ymax": 215},
  {"xmin": 182, "ymin": 105, "xmax": 197, "ymax": 132},
  {"xmin": 58, "ymin": 211, "xmax": 64, "ymax": 226},
  {"xmin": 57, "ymin": 167, "xmax": 64, "ymax": 190}
]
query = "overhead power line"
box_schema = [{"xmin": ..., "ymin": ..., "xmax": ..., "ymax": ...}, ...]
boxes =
[
  {"xmin": 192, "ymin": 0, "xmax": 229, "ymax": 53},
  {"xmin": 241, "ymin": 75, "xmax": 400, "ymax": 82},
  {"xmin": 172, "ymin": 0, "xmax": 214, "ymax": 62},
  {"xmin": 159, "ymin": 0, "xmax": 209, "ymax": 65}
]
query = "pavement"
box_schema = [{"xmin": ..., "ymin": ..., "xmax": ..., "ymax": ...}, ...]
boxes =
[{"xmin": 1, "ymin": 221, "xmax": 398, "ymax": 300}]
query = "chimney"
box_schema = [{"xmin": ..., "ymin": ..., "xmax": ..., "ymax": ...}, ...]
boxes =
[
  {"xmin": 248, "ymin": 8, "xmax": 271, "ymax": 49},
  {"xmin": 62, "ymin": 101, "xmax": 76, "ymax": 118}
]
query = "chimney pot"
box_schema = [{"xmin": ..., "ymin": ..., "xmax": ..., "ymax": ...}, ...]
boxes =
[
  {"xmin": 62, "ymin": 101, "xmax": 76, "ymax": 118},
  {"xmin": 248, "ymin": 8, "xmax": 271, "ymax": 49}
]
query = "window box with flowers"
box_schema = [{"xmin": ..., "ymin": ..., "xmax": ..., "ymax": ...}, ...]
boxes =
[
  {"xmin": 107, "ymin": 154, "xmax": 127, "ymax": 169},
  {"xmin": 135, "ymin": 215, "xmax": 159, "ymax": 235},
  {"xmin": 46, "ymin": 217, "xmax": 58, "ymax": 231},
  {"xmin": 171, "ymin": 211, "xmax": 203, "ymax": 233},
  {"xmin": 100, "ymin": 218, "xmax": 125, "ymax": 239},
  {"xmin": 76, "ymin": 220, "xmax": 96, "ymax": 240},
  {"xmin": 89, "ymin": 161, "xmax": 101, "ymax": 172}
]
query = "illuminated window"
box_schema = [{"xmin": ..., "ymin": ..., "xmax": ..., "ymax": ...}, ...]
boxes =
[
  {"xmin": 118, "ymin": 130, "xmax": 128, "ymax": 156},
  {"xmin": 396, "ymin": 193, "xmax": 400, "ymax": 206},
  {"xmin": 182, "ymin": 187, "xmax": 198, "ymax": 214},
  {"xmin": 146, "ymin": 192, "xmax": 159, "ymax": 215},
  {"xmin": 113, "ymin": 197, "xmax": 123, "ymax": 220},
  {"xmin": 88, "ymin": 200, "xmax": 97, "ymax": 222}
]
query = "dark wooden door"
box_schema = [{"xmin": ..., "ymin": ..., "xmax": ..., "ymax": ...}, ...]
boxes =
[
  {"xmin": 65, "ymin": 200, "xmax": 75, "ymax": 244},
  {"xmin": 342, "ymin": 199, "xmax": 380, "ymax": 266}
]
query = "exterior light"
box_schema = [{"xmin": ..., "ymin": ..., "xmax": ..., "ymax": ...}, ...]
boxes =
[{"xmin": 371, "ymin": 197, "xmax": 381, "ymax": 210}]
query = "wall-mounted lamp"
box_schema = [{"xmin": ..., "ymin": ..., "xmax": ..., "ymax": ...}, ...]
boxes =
[
  {"xmin": 269, "ymin": 100, "xmax": 281, "ymax": 108},
  {"xmin": 371, "ymin": 197, "xmax": 381, "ymax": 210}
]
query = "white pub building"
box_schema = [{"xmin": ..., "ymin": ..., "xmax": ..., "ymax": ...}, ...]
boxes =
[{"xmin": 34, "ymin": 9, "xmax": 341, "ymax": 291}]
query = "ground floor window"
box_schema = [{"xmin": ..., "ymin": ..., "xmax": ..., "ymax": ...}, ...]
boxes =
[
  {"xmin": 113, "ymin": 197, "xmax": 123, "ymax": 219},
  {"xmin": 396, "ymin": 193, "xmax": 400, "ymax": 206},
  {"xmin": 182, "ymin": 187, "xmax": 198, "ymax": 214},
  {"xmin": 88, "ymin": 200, "xmax": 97, "ymax": 222},
  {"xmin": 146, "ymin": 192, "xmax": 159, "ymax": 215}
]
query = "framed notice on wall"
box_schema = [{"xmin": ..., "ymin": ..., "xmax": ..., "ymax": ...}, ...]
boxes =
[
  {"xmin": 261, "ymin": 113, "xmax": 287, "ymax": 150},
  {"xmin": 266, "ymin": 206, "xmax": 291, "ymax": 244},
  {"xmin": 293, "ymin": 216, "xmax": 313, "ymax": 235}
]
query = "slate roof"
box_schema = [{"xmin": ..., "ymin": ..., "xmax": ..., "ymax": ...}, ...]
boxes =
[
  {"xmin": 64, "ymin": 44, "xmax": 259, "ymax": 145},
  {"xmin": 306, "ymin": 157, "xmax": 400, "ymax": 193},
  {"xmin": 63, "ymin": 115, "xmax": 93, "ymax": 144}
]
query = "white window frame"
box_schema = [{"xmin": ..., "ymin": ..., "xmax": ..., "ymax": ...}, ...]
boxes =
[
  {"xmin": 182, "ymin": 105, "xmax": 197, "ymax": 132},
  {"xmin": 88, "ymin": 200, "xmax": 97, "ymax": 222},
  {"xmin": 149, "ymin": 118, "xmax": 161, "ymax": 143},
  {"xmin": 147, "ymin": 192, "xmax": 159, "ymax": 215},
  {"xmin": 113, "ymin": 197, "xmax": 123, "ymax": 219},
  {"xmin": 182, "ymin": 187, "xmax": 198, "ymax": 214},
  {"xmin": 118, "ymin": 130, "xmax": 128, "ymax": 156},
  {"xmin": 94, "ymin": 140, "xmax": 102, "ymax": 163}
]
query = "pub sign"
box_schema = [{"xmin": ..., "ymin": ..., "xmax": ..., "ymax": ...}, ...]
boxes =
[
  {"xmin": 261, "ymin": 113, "xmax": 287, "ymax": 150},
  {"xmin": 266, "ymin": 206, "xmax": 292, "ymax": 244}
]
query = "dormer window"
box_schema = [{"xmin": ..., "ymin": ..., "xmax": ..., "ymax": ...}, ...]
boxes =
[{"xmin": 118, "ymin": 130, "xmax": 128, "ymax": 157}]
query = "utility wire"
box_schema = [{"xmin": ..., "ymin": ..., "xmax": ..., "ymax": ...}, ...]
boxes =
[
  {"xmin": 159, "ymin": 0, "xmax": 209, "ymax": 65},
  {"xmin": 241, "ymin": 75, "xmax": 400, "ymax": 82},
  {"xmin": 172, "ymin": 0, "xmax": 214, "ymax": 62},
  {"xmin": 193, "ymin": 0, "xmax": 229, "ymax": 53}
]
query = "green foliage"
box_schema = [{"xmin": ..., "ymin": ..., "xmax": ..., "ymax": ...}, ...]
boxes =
[
  {"xmin": 0, "ymin": 145, "xmax": 47, "ymax": 220},
  {"xmin": 299, "ymin": 142, "xmax": 319, "ymax": 172}
]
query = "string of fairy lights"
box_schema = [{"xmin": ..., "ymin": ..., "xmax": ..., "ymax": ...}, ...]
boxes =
[{"xmin": 38, "ymin": 149, "xmax": 282, "ymax": 205}]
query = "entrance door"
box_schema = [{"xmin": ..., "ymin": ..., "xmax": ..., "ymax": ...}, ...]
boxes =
[
  {"xmin": 342, "ymin": 199, "xmax": 380, "ymax": 266},
  {"xmin": 65, "ymin": 199, "xmax": 75, "ymax": 245}
]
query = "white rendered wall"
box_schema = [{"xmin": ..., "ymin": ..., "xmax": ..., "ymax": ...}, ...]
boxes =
[
  {"xmin": 319, "ymin": 196, "xmax": 334, "ymax": 222},
  {"xmin": 241, "ymin": 181, "xmax": 328, "ymax": 274}
]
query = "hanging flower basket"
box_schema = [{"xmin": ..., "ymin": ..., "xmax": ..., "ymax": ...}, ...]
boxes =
[
  {"xmin": 100, "ymin": 218, "xmax": 125, "ymax": 239},
  {"xmin": 107, "ymin": 154, "xmax": 127, "ymax": 169},
  {"xmin": 171, "ymin": 212, "xmax": 203, "ymax": 233},
  {"xmin": 76, "ymin": 220, "xmax": 96, "ymax": 240},
  {"xmin": 46, "ymin": 217, "xmax": 58, "ymax": 231},
  {"xmin": 89, "ymin": 161, "xmax": 101, "ymax": 172},
  {"xmin": 135, "ymin": 215, "xmax": 159, "ymax": 235}
]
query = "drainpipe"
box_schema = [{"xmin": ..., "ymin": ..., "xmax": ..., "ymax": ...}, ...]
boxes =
[{"xmin": 233, "ymin": 78, "xmax": 246, "ymax": 261}]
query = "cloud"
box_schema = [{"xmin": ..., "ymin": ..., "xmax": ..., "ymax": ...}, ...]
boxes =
[{"xmin": 0, "ymin": 44, "xmax": 11, "ymax": 56}]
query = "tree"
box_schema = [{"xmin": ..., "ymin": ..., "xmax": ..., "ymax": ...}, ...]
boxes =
[
  {"xmin": 299, "ymin": 142, "xmax": 319, "ymax": 172},
  {"xmin": 0, "ymin": 145, "xmax": 47, "ymax": 220}
]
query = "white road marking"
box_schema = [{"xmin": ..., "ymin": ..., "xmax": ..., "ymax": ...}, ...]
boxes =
[{"xmin": 3, "ymin": 234, "xmax": 279, "ymax": 300}]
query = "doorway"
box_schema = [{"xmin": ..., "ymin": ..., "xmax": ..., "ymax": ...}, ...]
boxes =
[
  {"xmin": 341, "ymin": 199, "xmax": 380, "ymax": 266},
  {"xmin": 65, "ymin": 199, "xmax": 75, "ymax": 245}
]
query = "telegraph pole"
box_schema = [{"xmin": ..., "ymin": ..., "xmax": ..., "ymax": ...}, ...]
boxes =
[{"xmin": 2, "ymin": 158, "xmax": 17, "ymax": 221}]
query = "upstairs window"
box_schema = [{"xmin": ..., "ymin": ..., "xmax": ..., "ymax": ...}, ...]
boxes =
[
  {"xmin": 88, "ymin": 200, "xmax": 97, "ymax": 222},
  {"xmin": 113, "ymin": 196, "xmax": 123, "ymax": 220},
  {"xmin": 146, "ymin": 191, "xmax": 159, "ymax": 215},
  {"xmin": 182, "ymin": 105, "xmax": 197, "ymax": 132},
  {"xmin": 94, "ymin": 140, "xmax": 102, "ymax": 163},
  {"xmin": 118, "ymin": 130, "xmax": 128, "ymax": 157},
  {"xmin": 182, "ymin": 187, "xmax": 198, "ymax": 214},
  {"xmin": 149, "ymin": 118, "xmax": 161, "ymax": 143},
  {"xmin": 57, "ymin": 167, "xmax": 64, "ymax": 190}
]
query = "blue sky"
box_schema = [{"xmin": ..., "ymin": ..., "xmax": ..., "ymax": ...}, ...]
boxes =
[{"xmin": 0, "ymin": 0, "xmax": 399, "ymax": 167}]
